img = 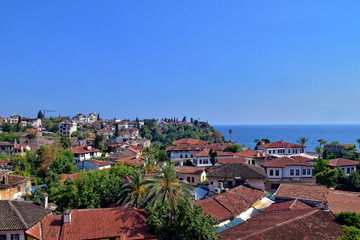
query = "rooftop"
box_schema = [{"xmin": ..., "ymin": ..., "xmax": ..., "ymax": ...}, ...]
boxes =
[{"xmin": 207, "ymin": 163, "xmax": 267, "ymax": 179}]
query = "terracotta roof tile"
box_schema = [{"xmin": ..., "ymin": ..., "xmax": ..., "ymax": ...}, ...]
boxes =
[
  {"xmin": 262, "ymin": 157, "xmax": 313, "ymax": 168},
  {"xmin": 218, "ymin": 157, "xmax": 245, "ymax": 165},
  {"xmin": 177, "ymin": 166, "xmax": 205, "ymax": 174},
  {"xmin": 274, "ymin": 184, "xmax": 328, "ymax": 202},
  {"xmin": 328, "ymin": 158, "xmax": 360, "ymax": 167},
  {"xmin": 258, "ymin": 141, "xmax": 304, "ymax": 149},
  {"xmin": 207, "ymin": 163, "xmax": 267, "ymax": 179}
]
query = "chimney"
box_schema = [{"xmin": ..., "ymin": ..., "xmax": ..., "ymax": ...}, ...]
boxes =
[
  {"xmin": 87, "ymin": 145, "xmax": 92, "ymax": 150},
  {"xmin": 179, "ymin": 160, "xmax": 183, "ymax": 166},
  {"xmin": 196, "ymin": 144, "xmax": 199, "ymax": 149},
  {"xmin": 14, "ymin": 139, "xmax": 17, "ymax": 147},
  {"xmin": 281, "ymin": 139, "xmax": 284, "ymax": 143},
  {"xmin": 63, "ymin": 210, "xmax": 72, "ymax": 225},
  {"xmin": 136, "ymin": 154, "xmax": 139, "ymax": 159},
  {"xmin": 187, "ymin": 144, "xmax": 190, "ymax": 150},
  {"xmin": 40, "ymin": 193, "xmax": 48, "ymax": 209},
  {"xmin": 257, "ymin": 152, "xmax": 260, "ymax": 157},
  {"xmin": 174, "ymin": 145, "xmax": 178, "ymax": 150}
]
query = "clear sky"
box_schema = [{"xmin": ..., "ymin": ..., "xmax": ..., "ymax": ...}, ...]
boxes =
[{"xmin": 1, "ymin": 1, "xmax": 360, "ymax": 124}]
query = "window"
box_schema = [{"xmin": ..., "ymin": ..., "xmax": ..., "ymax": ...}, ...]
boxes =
[
  {"xmin": 307, "ymin": 169, "xmax": 311, "ymax": 175},
  {"xmin": 228, "ymin": 181, "xmax": 233, "ymax": 187},
  {"xmin": 210, "ymin": 182, "xmax": 213, "ymax": 185},
  {"xmin": 269, "ymin": 170, "xmax": 274, "ymax": 176},
  {"xmin": 275, "ymin": 170, "xmax": 279, "ymax": 176},
  {"xmin": 271, "ymin": 184, "xmax": 280, "ymax": 189},
  {"xmin": 180, "ymin": 155, "xmax": 183, "ymax": 158},
  {"xmin": 192, "ymin": 177, "xmax": 194, "ymax": 183},
  {"xmin": 347, "ymin": 168, "xmax": 350, "ymax": 174},
  {"xmin": 187, "ymin": 177, "xmax": 190, "ymax": 182},
  {"xmin": 185, "ymin": 154, "xmax": 188, "ymax": 158},
  {"xmin": 0, "ymin": 235, "xmax": 6, "ymax": 240},
  {"xmin": 296, "ymin": 170, "xmax": 300, "ymax": 176},
  {"xmin": 290, "ymin": 169, "xmax": 294, "ymax": 176},
  {"xmin": 11, "ymin": 235, "xmax": 19, "ymax": 240},
  {"xmin": 303, "ymin": 169, "xmax": 306, "ymax": 175}
]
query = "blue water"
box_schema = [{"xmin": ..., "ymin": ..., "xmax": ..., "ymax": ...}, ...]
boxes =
[{"xmin": 214, "ymin": 125, "xmax": 360, "ymax": 151}]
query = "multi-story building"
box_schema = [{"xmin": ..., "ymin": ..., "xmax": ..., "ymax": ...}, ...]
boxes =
[
  {"xmin": 257, "ymin": 140, "xmax": 305, "ymax": 156},
  {"xmin": 59, "ymin": 121, "xmax": 77, "ymax": 136}
]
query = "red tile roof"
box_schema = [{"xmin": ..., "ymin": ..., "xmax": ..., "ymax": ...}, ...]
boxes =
[
  {"xmin": 235, "ymin": 150, "xmax": 272, "ymax": 159},
  {"xmin": 60, "ymin": 173, "xmax": 84, "ymax": 183},
  {"xmin": 220, "ymin": 208, "xmax": 343, "ymax": 240},
  {"xmin": 72, "ymin": 145, "xmax": 100, "ymax": 154},
  {"xmin": 192, "ymin": 149, "xmax": 236, "ymax": 158},
  {"xmin": 115, "ymin": 155, "xmax": 144, "ymax": 165},
  {"xmin": 258, "ymin": 141, "xmax": 303, "ymax": 149},
  {"xmin": 126, "ymin": 146, "xmax": 139, "ymax": 154},
  {"xmin": 290, "ymin": 155, "xmax": 315, "ymax": 163},
  {"xmin": 328, "ymin": 158, "xmax": 360, "ymax": 167},
  {"xmin": 0, "ymin": 159, "xmax": 10, "ymax": 165},
  {"xmin": 177, "ymin": 166, "xmax": 205, "ymax": 175},
  {"xmin": 26, "ymin": 207, "xmax": 155, "ymax": 240},
  {"xmin": 195, "ymin": 185, "xmax": 264, "ymax": 222},
  {"xmin": 217, "ymin": 157, "xmax": 245, "ymax": 165},
  {"xmin": 326, "ymin": 190, "xmax": 360, "ymax": 214},
  {"xmin": 166, "ymin": 138, "xmax": 208, "ymax": 151},
  {"xmin": 263, "ymin": 199, "xmax": 312, "ymax": 213},
  {"xmin": 24, "ymin": 128, "xmax": 41, "ymax": 133},
  {"xmin": 262, "ymin": 157, "xmax": 313, "ymax": 168},
  {"xmin": 274, "ymin": 184, "xmax": 328, "ymax": 202},
  {"xmin": 88, "ymin": 159, "xmax": 112, "ymax": 167}
]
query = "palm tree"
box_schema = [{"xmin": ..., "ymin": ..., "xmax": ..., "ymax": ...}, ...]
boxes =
[
  {"xmin": 314, "ymin": 146, "xmax": 323, "ymax": 159},
  {"xmin": 332, "ymin": 141, "xmax": 339, "ymax": 152},
  {"xmin": 297, "ymin": 137, "xmax": 309, "ymax": 153},
  {"xmin": 118, "ymin": 170, "xmax": 148, "ymax": 208},
  {"xmin": 143, "ymin": 155, "xmax": 156, "ymax": 174},
  {"xmin": 229, "ymin": 129, "xmax": 233, "ymax": 141},
  {"xmin": 356, "ymin": 139, "xmax": 360, "ymax": 149},
  {"xmin": 317, "ymin": 139, "xmax": 327, "ymax": 147},
  {"xmin": 146, "ymin": 163, "xmax": 195, "ymax": 214}
]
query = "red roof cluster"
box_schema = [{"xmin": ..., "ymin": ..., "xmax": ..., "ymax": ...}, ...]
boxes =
[
  {"xmin": 217, "ymin": 157, "xmax": 245, "ymax": 165},
  {"xmin": 195, "ymin": 185, "xmax": 264, "ymax": 222},
  {"xmin": 24, "ymin": 128, "xmax": 41, "ymax": 133},
  {"xmin": 26, "ymin": 207, "xmax": 155, "ymax": 240},
  {"xmin": 262, "ymin": 157, "xmax": 313, "ymax": 168},
  {"xmin": 166, "ymin": 138, "xmax": 208, "ymax": 151},
  {"xmin": 88, "ymin": 159, "xmax": 112, "ymax": 167},
  {"xmin": 115, "ymin": 155, "xmax": 144, "ymax": 165},
  {"xmin": 235, "ymin": 149, "xmax": 272, "ymax": 159}
]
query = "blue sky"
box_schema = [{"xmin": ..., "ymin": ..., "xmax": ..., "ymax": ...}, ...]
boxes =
[{"xmin": 1, "ymin": 1, "xmax": 360, "ymax": 124}]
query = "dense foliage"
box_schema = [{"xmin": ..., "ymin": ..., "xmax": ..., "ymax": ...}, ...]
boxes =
[
  {"xmin": 140, "ymin": 119, "xmax": 224, "ymax": 147},
  {"xmin": 146, "ymin": 198, "xmax": 219, "ymax": 240},
  {"xmin": 224, "ymin": 144, "xmax": 243, "ymax": 153},
  {"xmin": 315, "ymin": 165, "xmax": 360, "ymax": 191},
  {"xmin": 336, "ymin": 212, "xmax": 360, "ymax": 240}
]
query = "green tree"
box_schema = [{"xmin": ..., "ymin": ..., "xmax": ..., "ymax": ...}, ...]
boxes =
[
  {"xmin": 60, "ymin": 135, "xmax": 72, "ymax": 149},
  {"xmin": 94, "ymin": 134, "xmax": 104, "ymax": 151},
  {"xmin": 314, "ymin": 146, "xmax": 323, "ymax": 159},
  {"xmin": 224, "ymin": 144, "xmax": 243, "ymax": 153},
  {"xmin": 147, "ymin": 163, "xmax": 194, "ymax": 214},
  {"xmin": 297, "ymin": 137, "xmax": 309, "ymax": 152},
  {"xmin": 316, "ymin": 168, "xmax": 338, "ymax": 187},
  {"xmin": 339, "ymin": 225, "xmax": 360, "ymax": 240},
  {"xmin": 1, "ymin": 122, "xmax": 14, "ymax": 133},
  {"xmin": 229, "ymin": 129, "xmax": 233, "ymax": 141},
  {"xmin": 182, "ymin": 116, "xmax": 186, "ymax": 122},
  {"xmin": 317, "ymin": 139, "xmax": 327, "ymax": 147},
  {"xmin": 349, "ymin": 170, "xmax": 360, "ymax": 191},
  {"xmin": 144, "ymin": 155, "xmax": 156, "ymax": 174},
  {"xmin": 209, "ymin": 149, "xmax": 218, "ymax": 166},
  {"xmin": 357, "ymin": 139, "xmax": 360, "ymax": 150},
  {"xmin": 146, "ymin": 198, "xmax": 219, "ymax": 240},
  {"xmin": 118, "ymin": 170, "xmax": 148, "ymax": 208},
  {"xmin": 16, "ymin": 116, "xmax": 22, "ymax": 132},
  {"xmin": 37, "ymin": 110, "xmax": 44, "ymax": 119},
  {"xmin": 115, "ymin": 123, "xmax": 120, "ymax": 137}
]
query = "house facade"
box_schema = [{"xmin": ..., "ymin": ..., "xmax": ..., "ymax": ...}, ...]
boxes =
[
  {"xmin": 165, "ymin": 138, "xmax": 208, "ymax": 160},
  {"xmin": 0, "ymin": 173, "xmax": 33, "ymax": 200},
  {"xmin": 262, "ymin": 157, "xmax": 314, "ymax": 192},
  {"xmin": 328, "ymin": 158, "xmax": 360, "ymax": 175},
  {"xmin": 75, "ymin": 159, "xmax": 113, "ymax": 172},
  {"xmin": 72, "ymin": 145, "xmax": 101, "ymax": 163},
  {"xmin": 59, "ymin": 121, "xmax": 77, "ymax": 136},
  {"xmin": 257, "ymin": 140, "xmax": 305, "ymax": 156},
  {"xmin": 177, "ymin": 166, "xmax": 207, "ymax": 186}
]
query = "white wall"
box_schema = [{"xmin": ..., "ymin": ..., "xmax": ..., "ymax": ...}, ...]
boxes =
[
  {"xmin": 267, "ymin": 166, "xmax": 312, "ymax": 178},
  {"xmin": 246, "ymin": 178, "xmax": 264, "ymax": 191},
  {"xmin": 170, "ymin": 150, "xmax": 197, "ymax": 159},
  {"xmin": 0, "ymin": 230, "xmax": 24, "ymax": 240}
]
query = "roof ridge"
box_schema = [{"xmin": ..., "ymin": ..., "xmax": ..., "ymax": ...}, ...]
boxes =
[
  {"xmin": 289, "ymin": 199, "xmax": 297, "ymax": 210},
  {"xmin": 8, "ymin": 200, "xmax": 28, "ymax": 229},
  {"xmin": 243, "ymin": 209, "xmax": 319, "ymax": 240}
]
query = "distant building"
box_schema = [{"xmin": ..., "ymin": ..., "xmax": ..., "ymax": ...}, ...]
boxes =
[
  {"xmin": 328, "ymin": 158, "xmax": 360, "ymax": 175},
  {"xmin": 0, "ymin": 173, "xmax": 33, "ymax": 200},
  {"xmin": 0, "ymin": 141, "xmax": 30, "ymax": 156},
  {"xmin": 72, "ymin": 145, "xmax": 101, "ymax": 163},
  {"xmin": 206, "ymin": 163, "xmax": 267, "ymax": 192},
  {"xmin": 257, "ymin": 140, "xmax": 305, "ymax": 156},
  {"xmin": 59, "ymin": 121, "xmax": 77, "ymax": 136},
  {"xmin": 262, "ymin": 157, "xmax": 314, "ymax": 191},
  {"xmin": 75, "ymin": 159, "xmax": 113, "ymax": 172}
]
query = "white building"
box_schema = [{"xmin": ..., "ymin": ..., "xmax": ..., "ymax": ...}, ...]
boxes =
[
  {"xmin": 72, "ymin": 145, "xmax": 102, "ymax": 163},
  {"xmin": 329, "ymin": 158, "xmax": 360, "ymax": 175},
  {"xmin": 257, "ymin": 140, "xmax": 305, "ymax": 156},
  {"xmin": 262, "ymin": 157, "xmax": 313, "ymax": 179},
  {"xmin": 192, "ymin": 150, "xmax": 238, "ymax": 167},
  {"xmin": 59, "ymin": 121, "xmax": 77, "ymax": 136},
  {"xmin": 177, "ymin": 166, "xmax": 207, "ymax": 186},
  {"xmin": 165, "ymin": 138, "xmax": 208, "ymax": 160}
]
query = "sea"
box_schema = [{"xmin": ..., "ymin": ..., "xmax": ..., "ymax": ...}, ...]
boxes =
[{"xmin": 214, "ymin": 124, "xmax": 360, "ymax": 151}]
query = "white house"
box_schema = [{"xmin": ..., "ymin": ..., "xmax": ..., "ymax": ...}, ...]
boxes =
[
  {"xmin": 257, "ymin": 140, "xmax": 305, "ymax": 156},
  {"xmin": 262, "ymin": 157, "xmax": 313, "ymax": 179},
  {"xmin": 72, "ymin": 145, "xmax": 102, "ymax": 163},
  {"xmin": 59, "ymin": 121, "xmax": 77, "ymax": 136},
  {"xmin": 75, "ymin": 159, "xmax": 113, "ymax": 172},
  {"xmin": 206, "ymin": 163, "xmax": 267, "ymax": 192},
  {"xmin": 192, "ymin": 150, "xmax": 238, "ymax": 167},
  {"xmin": 97, "ymin": 129, "xmax": 114, "ymax": 136},
  {"xmin": 165, "ymin": 138, "xmax": 208, "ymax": 160},
  {"xmin": 328, "ymin": 158, "xmax": 360, "ymax": 175},
  {"xmin": 177, "ymin": 166, "xmax": 207, "ymax": 186}
]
